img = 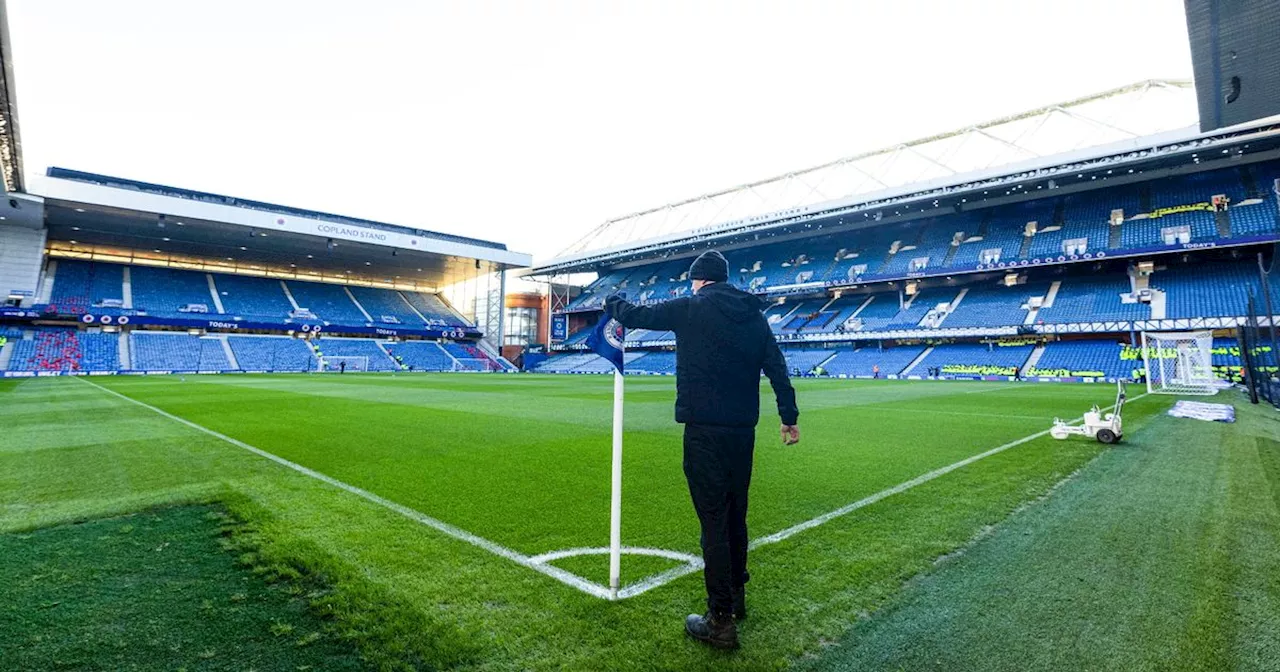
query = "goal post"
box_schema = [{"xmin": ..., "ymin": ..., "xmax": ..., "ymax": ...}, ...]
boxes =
[
  {"xmin": 1141, "ymin": 330, "xmax": 1217, "ymax": 395},
  {"xmin": 318, "ymin": 355, "xmax": 369, "ymax": 372}
]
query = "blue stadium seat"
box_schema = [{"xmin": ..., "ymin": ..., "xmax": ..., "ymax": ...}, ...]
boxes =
[
  {"xmin": 914, "ymin": 342, "xmax": 1033, "ymax": 377},
  {"xmin": 1151, "ymin": 262, "xmax": 1258, "ymax": 318},
  {"xmin": 6, "ymin": 328, "xmax": 117, "ymax": 372},
  {"xmin": 534, "ymin": 353, "xmax": 598, "ymax": 372},
  {"xmin": 629, "ymin": 351, "xmax": 676, "ymax": 373},
  {"xmin": 313, "ymin": 338, "xmax": 397, "ymax": 371},
  {"xmin": 1037, "ymin": 276, "xmax": 1149, "ymax": 324},
  {"xmin": 782, "ymin": 349, "xmax": 835, "ymax": 373},
  {"xmin": 348, "ymin": 287, "xmax": 425, "ymax": 325},
  {"xmin": 383, "ymin": 341, "xmax": 456, "ymax": 371},
  {"xmin": 227, "ymin": 336, "xmax": 317, "ymax": 371},
  {"xmin": 401, "ymin": 292, "xmax": 471, "ymax": 327},
  {"xmin": 1030, "ymin": 340, "xmax": 1131, "ymax": 379},
  {"xmin": 131, "ymin": 266, "xmax": 217, "ymax": 317},
  {"xmin": 286, "ymin": 281, "xmax": 368, "ymax": 325},
  {"xmin": 131, "ymin": 332, "xmax": 230, "ymax": 371},
  {"xmin": 440, "ymin": 342, "xmax": 499, "ymax": 371},
  {"xmin": 214, "ymin": 274, "xmax": 295, "ymax": 320},
  {"xmin": 943, "ymin": 283, "xmax": 1050, "ymax": 329},
  {"xmin": 821, "ymin": 345, "xmax": 925, "ymax": 377},
  {"xmin": 49, "ymin": 260, "xmax": 125, "ymax": 315}
]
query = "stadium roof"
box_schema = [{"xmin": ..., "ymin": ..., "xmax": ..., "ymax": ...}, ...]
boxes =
[
  {"xmin": 540, "ymin": 80, "xmax": 1200, "ymax": 272},
  {"xmin": 0, "ymin": 1, "xmax": 23, "ymax": 193},
  {"xmin": 30, "ymin": 169, "xmax": 532, "ymax": 291}
]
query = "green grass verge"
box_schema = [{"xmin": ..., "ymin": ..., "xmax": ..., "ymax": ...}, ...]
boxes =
[
  {"xmin": 803, "ymin": 394, "xmax": 1280, "ymax": 671},
  {"xmin": 0, "ymin": 374, "xmax": 1182, "ymax": 669},
  {"xmin": 0, "ymin": 503, "xmax": 364, "ymax": 671}
]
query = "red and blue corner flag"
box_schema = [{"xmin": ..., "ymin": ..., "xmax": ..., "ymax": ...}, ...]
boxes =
[{"xmin": 587, "ymin": 313, "xmax": 626, "ymax": 373}]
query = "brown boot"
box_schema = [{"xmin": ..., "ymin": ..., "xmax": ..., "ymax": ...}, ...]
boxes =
[{"xmin": 685, "ymin": 612, "xmax": 739, "ymax": 649}]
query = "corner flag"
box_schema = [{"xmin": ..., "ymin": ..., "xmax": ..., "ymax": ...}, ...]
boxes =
[
  {"xmin": 587, "ymin": 311, "xmax": 626, "ymax": 598},
  {"xmin": 587, "ymin": 314, "xmax": 626, "ymax": 373}
]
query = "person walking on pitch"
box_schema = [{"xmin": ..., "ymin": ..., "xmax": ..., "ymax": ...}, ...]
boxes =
[{"xmin": 605, "ymin": 249, "xmax": 800, "ymax": 650}]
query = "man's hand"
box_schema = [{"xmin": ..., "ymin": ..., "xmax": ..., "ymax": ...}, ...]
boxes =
[{"xmin": 780, "ymin": 424, "xmax": 800, "ymax": 445}]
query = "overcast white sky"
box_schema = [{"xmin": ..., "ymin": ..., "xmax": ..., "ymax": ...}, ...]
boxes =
[{"xmin": 7, "ymin": 0, "xmax": 1193, "ymax": 263}]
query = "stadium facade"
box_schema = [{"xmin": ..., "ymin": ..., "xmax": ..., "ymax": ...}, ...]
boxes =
[{"xmin": 527, "ymin": 80, "xmax": 1280, "ymax": 382}]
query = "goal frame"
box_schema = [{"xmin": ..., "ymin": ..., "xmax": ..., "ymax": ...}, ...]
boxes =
[
  {"xmin": 318, "ymin": 355, "xmax": 369, "ymax": 373},
  {"xmin": 1140, "ymin": 330, "xmax": 1217, "ymax": 396}
]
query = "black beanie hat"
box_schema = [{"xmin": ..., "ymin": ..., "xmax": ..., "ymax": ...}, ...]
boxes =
[{"xmin": 689, "ymin": 250, "xmax": 729, "ymax": 282}]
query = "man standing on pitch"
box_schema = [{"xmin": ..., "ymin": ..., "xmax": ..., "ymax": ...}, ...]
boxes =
[{"xmin": 605, "ymin": 249, "xmax": 800, "ymax": 650}]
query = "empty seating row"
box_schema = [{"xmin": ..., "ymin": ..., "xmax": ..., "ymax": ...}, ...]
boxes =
[
  {"xmin": 46, "ymin": 260, "xmax": 472, "ymax": 329},
  {"xmin": 821, "ymin": 345, "xmax": 925, "ymax": 377},
  {"xmin": 131, "ymin": 332, "xmax": 229, "ymax": 371},
  {"xmin": 913, "ymin": 342, "xmax": 1034, "ymax": 377},
  {"xmin": 563, "ymin": 165, "xmax": 1278, "ymax": 308},
  {"xmin": 313, "ymin": 338, "xmax": 398, "ymax": 371}
]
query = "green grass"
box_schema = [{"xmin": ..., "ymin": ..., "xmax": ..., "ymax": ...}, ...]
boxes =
[
  {"xmin": 0, "ymin": 372, "xmax": 1249, "ymax": 670},
  {"xmin": 0, "ymin": 503, "xmax": 363, "ymax": 671},
  {"xmin": 804, "ymin": 396, "xmax": 1280, "ymax": 671}
]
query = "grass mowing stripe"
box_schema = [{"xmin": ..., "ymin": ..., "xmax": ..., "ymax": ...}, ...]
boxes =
[
  {"xmin": 82, "ymin": 375, "xmax": 1146, "ymax": 603},
  {"xmin": 75, "ymin": 377, "xmax": 616, "ymax": 601}
]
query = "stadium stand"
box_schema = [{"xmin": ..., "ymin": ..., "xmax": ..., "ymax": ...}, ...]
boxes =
[
  {"xmin": 913, "ymin": 342, "xmax": 1034, "ymax": 377},
  {"xmin": 1037, "ymin": 276, "xmax": 1149, "ymax": 324},
  {"xmin": 534, "ymin": 353, "xmax": 597, "ymax": 372},
  {"xmin": 130, "ymin": 265, "xmax": 217, "ymax": 317},
  {"xmin": 313, "ymin": 337, "xmax": 397, "ymax": 371},
  {"xmin": 286, "ymin": 281, "xmax": 368, "ymax": 325},
  {"xmin": 131, "ymin": 332, "xmax": 229, "ymax": 371},
  {"xmin": 783, "ymin": 349, "xmax": 834, "ymax": 374},
  {"xmin": 1029, "ymin": 340, "xmax": 1131, "ymax": 379},
  {"xmin": 573, "ymin": 351, "xmax": 647, "ymax": 373},
  {"xmin": 6, "ymin": 329, "xmax": 118, "ymax": 372},
  {"xmin": 1151, "ymin": 261, "xmax": 1256, "ymax": 318},
  {"xmin": 383, "ymin": 341, "xmax": 456, "ymax": 371},
  {"xmin": 227, "ymin": 336, "xmax": 317, "ymax": 372},
  {"xmin": 629, "ymin": 350, "xmax": 676, "ymax": 373},
  {"xmin": 441, "ymin": 341, "xmax": 500, "ymax": 371},
  {"xmin": 845, "ymin": 294, "xmax": 905, "ymax": 332},
  {"xmin": 48, "ymin": 260, "xmax": 125, "ymax": 315},
  {"xmin": 822, "ymin": 345, "xmax": 926, "ymax": 377},
  {"xmin": 943, "ymin": 282, "xmax": 1049, "ymax": 329},
  {"xmin": 348, "ymin": 286, "xmax": 423, "ymax": 326},
  {"xmin": 214, "ymin": 273, "xmax": 296, "ymax": 320},
  {"xmin": 402, "ymin": 292, "xmax": 470, "ymax": 327}
]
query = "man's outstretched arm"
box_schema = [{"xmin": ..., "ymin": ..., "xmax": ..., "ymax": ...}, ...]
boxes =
[
  {"xmin": 761, "ymin": 330, "xmax": 800, "ymax": 444},
  {"xmin": 604, "ymin": 294, "xmax": 689, "ymax": 332}
]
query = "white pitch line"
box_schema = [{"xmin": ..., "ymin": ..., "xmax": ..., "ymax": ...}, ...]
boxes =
[
  {"xmin": 530, "ymin": 546, "xmax": 702, "ymax": 566},
  {"xmin": 77, "ymin": 376, "xmax": 1148, "ymax": 602},
  {"xmin": 76, "ymin": 378, "xmax": 614, "ymax": 600},
  {"xmin": 616, "ymin": 391, "xmax": 1151, "ymax": 598}
]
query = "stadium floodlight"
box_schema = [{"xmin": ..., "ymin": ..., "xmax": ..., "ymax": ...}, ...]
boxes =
[
  {"xmin": 1141, "ymin": 330, "xmax": 1217, "ymax": 395},
  {"xmin": 318, "ymin": 356, "xmax": 369, "ymax": 373}
]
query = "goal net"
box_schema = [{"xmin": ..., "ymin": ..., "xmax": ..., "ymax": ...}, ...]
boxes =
[
  {"xmin": 1141, "ymin": 330, "xmax": 1216, "ymax": 395},
  {"xmin": 318, "ymin": 356, "xmax": 368, "ymax": 372}
]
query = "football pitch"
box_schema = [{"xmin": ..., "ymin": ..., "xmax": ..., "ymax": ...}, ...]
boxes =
[{"xmin": 2, "ymin": 374, "xmax": 1277, "ymax": 670}]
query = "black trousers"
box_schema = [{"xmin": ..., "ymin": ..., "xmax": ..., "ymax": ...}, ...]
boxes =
[{"xmin": 682, "ymin": 423, "xmax": 755, "ymax": 615}]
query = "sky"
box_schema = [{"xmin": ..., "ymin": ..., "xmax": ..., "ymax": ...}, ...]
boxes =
[{"xmin": 7, "ymin": 0, "xmax": 1194, "ymax": 264}]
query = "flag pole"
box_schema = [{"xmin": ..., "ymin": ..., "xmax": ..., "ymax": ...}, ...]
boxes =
[{"xmin": 608, "ymin": 367, "xmax": 624, "ymax": 599}]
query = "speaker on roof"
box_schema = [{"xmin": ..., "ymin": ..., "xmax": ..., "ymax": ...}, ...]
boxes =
[{"xmin": 1184, "ymin": 0, "xmax": 1280, "ymax": 131}]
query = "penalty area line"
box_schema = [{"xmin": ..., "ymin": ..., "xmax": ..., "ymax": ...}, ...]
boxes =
[{"xmin": 75, "ymin": 377, "xmax": 615, "ymax": 601}]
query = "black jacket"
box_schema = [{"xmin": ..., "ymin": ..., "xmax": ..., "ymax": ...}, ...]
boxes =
[{"xmin": 605, "ymin": 283, "xmax": 799, "ymax": 428}]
